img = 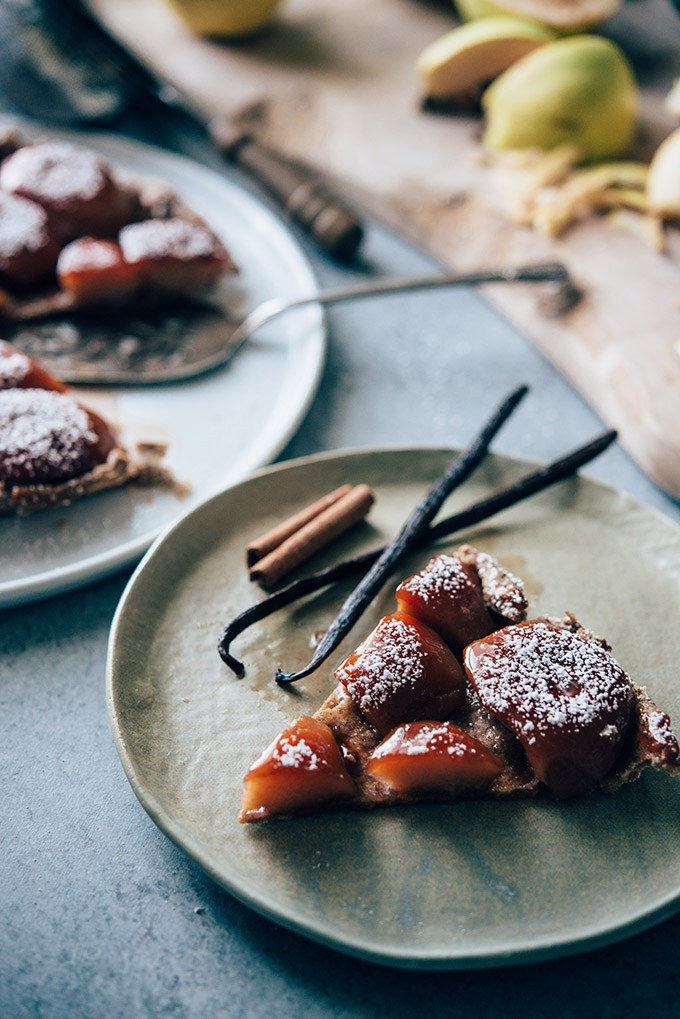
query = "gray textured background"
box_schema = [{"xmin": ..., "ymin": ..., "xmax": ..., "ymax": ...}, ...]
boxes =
[{"xmin": 2, "ymin": 80, "xmax": 680, "ymax": 1018}]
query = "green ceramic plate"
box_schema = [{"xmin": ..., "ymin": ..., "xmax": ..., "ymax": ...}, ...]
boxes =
[{"xmin": 106, "ymin": 447, "xmax": 680, "ymax": 969}]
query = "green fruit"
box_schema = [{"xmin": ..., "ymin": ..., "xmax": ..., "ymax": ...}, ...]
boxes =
[
  {"xmin": 482, "ymin": 36, "xmax": 638, "ymax": 162},
  {"xmin": 418, "ymin": 17, "xmax": 555, "ymax": 100},
  {"xmin": 454, "ymin": 0, "xmax": 622, "ymax": 31}
]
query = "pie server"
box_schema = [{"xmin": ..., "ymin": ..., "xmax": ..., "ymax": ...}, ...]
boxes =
[{"xmin": 6, "ymin": 262, "xmax": 573, "ymax": 386}]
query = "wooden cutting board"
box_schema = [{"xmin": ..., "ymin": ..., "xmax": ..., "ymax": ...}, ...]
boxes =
[{"xmin": 91, "ymin": 0, "xmax": 680, "ymax": 498}]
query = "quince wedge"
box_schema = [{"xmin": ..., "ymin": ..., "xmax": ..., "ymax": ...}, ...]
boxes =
[{"xmin": 418, "ymin": 16, "xmax": 555, "ymax": 100}]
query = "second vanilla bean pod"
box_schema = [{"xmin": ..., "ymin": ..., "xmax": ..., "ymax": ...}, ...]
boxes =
[{"xmin": 274, "ymin": 385, "xmax": 528, "ymax": 685}]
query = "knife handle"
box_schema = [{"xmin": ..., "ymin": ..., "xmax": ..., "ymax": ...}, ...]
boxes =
[{"xmin": 212, "ymin": 128, "xmax": 364, "ymax": 263}]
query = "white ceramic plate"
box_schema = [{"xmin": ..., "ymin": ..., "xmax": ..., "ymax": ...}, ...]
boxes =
[
  {"xmin": 107, "ymin": 447, "xmax": 680, "ymax": 969},
  {"xmin": 0, "ymin": 130, "xmax": 325, "ymax": 608}
]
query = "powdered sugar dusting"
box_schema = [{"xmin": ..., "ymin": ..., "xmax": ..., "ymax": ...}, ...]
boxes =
[
  {"xmin": 0, "ymin": 141, "xmax": 111, "ymax": 205},
  {"xmin": 57, "ymin": 238, "xmax": 122, "ymax": 275},
  {"xmin": 373, "ymin": 722, "xmax": 476, "ymax": 759},
  {"xmin": 273, "ymin": 735, "xmax": 320, "ymax": 771},
  {"xmin": 0, "ymin": 191, "xmax": 50, "ymax": 259},
  {"xmin": 473, "ymin": 551, "xmax": 527, "ymax": 621},
  {"xmin": 337, "ymin": 615, "xmax": 425, "ymax": 717},
  {"xmin": 0, "ymin": 388, "xmax": 97, "ymax": 484},
  {"xmin": 468, "ymin": 622, "xmax": 632, "ymax": 745},
  {"xmin": 0, "ymin": 341, "xmax": 31, "ymax": 388},
  {"xmin": 398, "ymin": 554, "xmax": 473, "ymax": 604},
  {"xmin": 119, "ymin": 218, "xmax": 221, "ymax": 264},
  {"xmin": 648, "ymin": 711, "xmax": 679, "ymax": 755}
]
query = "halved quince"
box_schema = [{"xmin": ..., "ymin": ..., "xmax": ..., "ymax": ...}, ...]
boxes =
[
  {"xmin": 396, "ymin": 553, "xmax": 495, "ymax": 653},
  {"xmin": 0, "ymin": 140, "xmax": 136, "ymax": 241},
  {"xmin": 366, "ymin": 720, "xmax": 504, "ymax": 794},
  {"xmin": 239, "ymin": 715, "xmax": 355, "ymax": 822},
  {"xmin": 465, "ymin": 620, "xmax": 633, "ymax": 798},
  {"xmin": 0, "ymin": 388, "xmax": 119, "ymax": 488}
]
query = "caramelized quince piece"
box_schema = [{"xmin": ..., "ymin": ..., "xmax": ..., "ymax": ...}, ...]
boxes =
[
  {"xmin": 366, "ymin": 720, "xmax": 504, "ymax": 795},
  {"xmin": 0, "ymin": 141, "xmax": 136, "ymax": 240},
  {"xmin": 118, "ymin": 217, "xmax": 235, "ymax": 294},
  {"xmin": 240, "ymin": 715, "xmax": 355, "ymax": 823},
  {"xmin": 0, "ymin": 340, "xmax": 66, "ymax": 392},
  {"xmin": 396, "ymin": 553, "xmax": 495, "ymax": 653},
  {"xmin": 0, "ymin": 388, "xmax": 117, "ymax": 487},
  {"xmin": 465, "ymin": 620, "xmax": 633, "ymax": 798},
  {"xmin": 334, "ymin": 611, "xmax": 466, "ymax": 736},
  {"xmin": 57, "ymin": 238, "xmax": 142, "ymax": 305},
  {"xmin": 0, "ymin": 191, "xmax": 61, "ymax": 287}
]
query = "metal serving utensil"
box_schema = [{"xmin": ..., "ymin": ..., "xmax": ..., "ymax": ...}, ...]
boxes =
[
  {"xmin": 10, "ymin": 262, "xmax": 573, "ymax": 386},
  {"xmin": 7, "ymin": 261, "xmax": 572, "ymax": 386}
]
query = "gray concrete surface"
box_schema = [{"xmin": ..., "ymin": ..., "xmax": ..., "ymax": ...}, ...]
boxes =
[{"xmin": 2, "ymin": 111, "xmax": 680, "ymax": 1018}]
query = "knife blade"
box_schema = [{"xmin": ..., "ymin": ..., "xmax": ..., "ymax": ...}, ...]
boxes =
[{"xmin": 0, "ymin": 0, "xmax": 364, "ymax": 261}]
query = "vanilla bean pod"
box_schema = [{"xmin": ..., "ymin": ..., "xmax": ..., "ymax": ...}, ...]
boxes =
[
  {"xmin": 275, "ymin": 385, "xmax": 528, "ymax": 684},
  {"xmin": 217, "ymin": 428, "xmax": 616, "ymax": 675},
  {"xmin": 425, "ymin": 427, "xmax": 617, "ymax": 543}
]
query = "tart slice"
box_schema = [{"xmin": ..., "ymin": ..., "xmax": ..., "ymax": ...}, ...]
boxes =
[
  {"xmin": 0, "ymin": 340, "xmax": 175, "ymax": 513},
  {"xmin": 239, "ymin": 547, "xmax": 680, "ymax": 822},
  {"xmin": 0, "ymin": 132, "xmax": 237, "ymax": 322}
]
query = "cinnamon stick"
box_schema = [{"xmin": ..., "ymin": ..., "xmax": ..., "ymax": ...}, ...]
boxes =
[
  {"xmin": 246, "ymin": 484, "xmax": 353, "ymax": 566},
  {"xmin": 249, "ymin": 483, "xmax": 375, "ymax": 589}
]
